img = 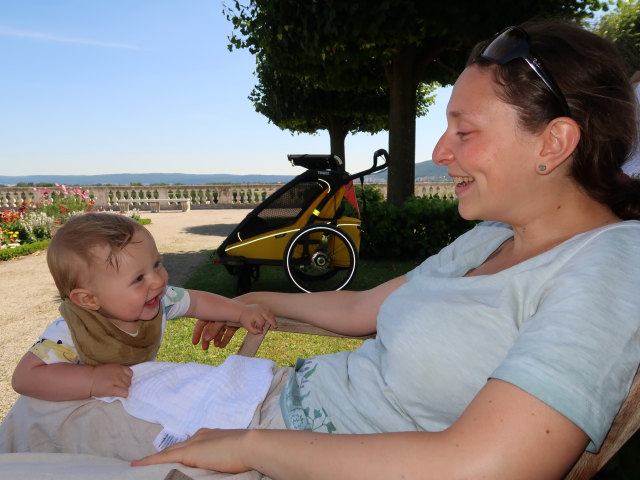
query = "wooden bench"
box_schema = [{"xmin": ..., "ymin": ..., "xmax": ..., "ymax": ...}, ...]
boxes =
[
  {"xmin": 117, "ymin": 198, "xmax": 191, "ymax": 213},
  {"xmin": 227, "ymin": 318, "xmax": 373, "ymax": 358},
  {"xmin": 227, "ymin": 317, "xmax": 640, "ymax": 480},
  {"xmin": 565, "ymin": 366, "xmax": 640, "ymax": 479}
]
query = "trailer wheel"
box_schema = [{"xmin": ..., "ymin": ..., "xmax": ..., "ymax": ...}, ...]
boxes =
[
  {"xmin": 232, "ymin": 265, "xmax": 260, "ymax": 295},
  {"xmin": 284, "ymin": 224, "xmax": 357, "ymax": 293}
]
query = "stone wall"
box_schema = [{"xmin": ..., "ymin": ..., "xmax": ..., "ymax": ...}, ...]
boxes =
[{"xmin": 0, "ymin": 182, "xmax": 456, "ymax": 211}]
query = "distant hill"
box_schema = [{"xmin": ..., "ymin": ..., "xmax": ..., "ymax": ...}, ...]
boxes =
[
  {"xmin": 369, "ymin": 160, "xmax": 449, "ymax": 182},
  {"xmin": 0, "ymin": 161, "xmax": 449, "ymax": 186},
  {"xmin": 415, "ymin": 160, "xmax": 450, "ymax": 181}
]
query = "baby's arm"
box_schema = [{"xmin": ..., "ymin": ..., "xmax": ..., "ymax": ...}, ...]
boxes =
[
  {"xmin": 12, "ymin": 351, "xmax": 132, "ymax": 401},
  {"xmin": 185, "ymin": 289, "xmax": 277, "ymax": 336}
]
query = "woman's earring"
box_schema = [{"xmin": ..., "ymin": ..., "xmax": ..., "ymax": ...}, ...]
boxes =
[{"xmin": 537, "ymin": 164, "xmax": 547, "ymax": 172}]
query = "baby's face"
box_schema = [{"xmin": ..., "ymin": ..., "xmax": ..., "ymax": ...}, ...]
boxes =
[{"xmin": 85, "ymin": 230, "xmax": 168, "ymax": 332}]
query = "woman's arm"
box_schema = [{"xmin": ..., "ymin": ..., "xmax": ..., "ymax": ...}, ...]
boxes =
[
  {"xmin": 12, "ymin": 351, "xmax": 132, "ymax": 400},
  {"xmin": 192, "ymin": 275, "xmax": 406, "ymax": 349},
  {"xmin": 236, "ymin": 275, "xmax": 407, "ymax": 337},
  {"xmin": 133, "ymin": 378, "xmax": 588, "ymax": 479}
]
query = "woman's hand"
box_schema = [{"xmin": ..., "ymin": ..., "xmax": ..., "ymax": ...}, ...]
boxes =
[
  {"xmin": 131, "ymin": 428, "xmax": 251, "ymax": 473},
  {"xmin": 192, "ymin": 320, "xmax": 239, "ymax": 350}
]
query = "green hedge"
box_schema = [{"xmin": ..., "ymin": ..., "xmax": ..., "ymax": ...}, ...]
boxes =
[
  {"xmin": 0, "ymin": 239, "xmax": 50, "ymax": 262},
  {"xmin": 359, "ymin": 196, "xmax": 478, "ymax": 260}
]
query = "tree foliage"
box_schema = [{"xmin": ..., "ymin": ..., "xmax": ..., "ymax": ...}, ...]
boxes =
[
  {"xmin": 250, "ymin": 63, "xmax": 388, "ymax": 162},
  {"xmin": 249, "ymin": 62, "xmax": 437, "ymax": 162},
  {"xmin": 595, "ymin": 0, "xmax": 640, "ymax": 73},
  {"xmin": 226, "ymin": 0, "xmax": 605, "ymax": 204}
]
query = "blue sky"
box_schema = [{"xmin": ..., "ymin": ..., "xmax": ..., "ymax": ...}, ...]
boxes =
[{"xmin": 0, "ymin": 0, "xmax": 452, "ymax": 177}]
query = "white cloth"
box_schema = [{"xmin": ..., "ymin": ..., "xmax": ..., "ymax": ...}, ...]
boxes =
[
  {"xmin": 98, "ymin": 356, "xmax": 276, "ymax": 450},
  {"xmin": 0, "ymin": 367, "xmax": 292, "ymax": 479}
]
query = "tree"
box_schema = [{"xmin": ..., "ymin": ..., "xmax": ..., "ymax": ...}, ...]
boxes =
[
  {"xmin": 251, "ymin": 63, "xmax": 386, "ymax": 162},
  {"xmin": 594, "ymin": 0, "xmax": 640, "ymax": 73},
  {"xmin": 226, "ymin": 0, "xmax": 604, "ymax": 205},
  {"xmin": 249, "ymin": 62, "xmax": 436, "ymax": 162}
]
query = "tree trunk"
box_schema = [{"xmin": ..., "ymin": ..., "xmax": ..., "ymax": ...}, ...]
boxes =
[
  {"xmin": 386, "ymin": 48, "xmax": 419, "ymax": 206},
  {"xmin": 327, "ymin": 116, "xmax": 349, "ymax": 166}
]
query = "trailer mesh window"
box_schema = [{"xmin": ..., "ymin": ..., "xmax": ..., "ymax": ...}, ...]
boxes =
[{"xmin": 237, "ymin": 181, "xmax": 326, "ymax": 239}]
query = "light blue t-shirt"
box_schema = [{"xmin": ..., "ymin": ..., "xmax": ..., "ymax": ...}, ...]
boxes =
[{"xmin": 280, "ymin": 221, "xmax": 640, "ymax": 452}]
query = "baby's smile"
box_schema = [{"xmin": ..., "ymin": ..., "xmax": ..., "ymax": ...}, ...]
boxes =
[{"xmin": 145, "ymin": 295, "xmax": 160, "ymax": 309}]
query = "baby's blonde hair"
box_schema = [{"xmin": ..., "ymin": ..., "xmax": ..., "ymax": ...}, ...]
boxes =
[{"xmin": 47, "ymin": 212, "xmax": 149, "ymax": 299}]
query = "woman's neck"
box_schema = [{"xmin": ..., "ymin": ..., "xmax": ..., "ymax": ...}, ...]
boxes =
[
  {"xmin": 468, "ymin": 196, "xmax": 620, "ymax": 277},
  {"xmin": 510, "ymin": 195, "xmax": 620, "ymax": 257}
]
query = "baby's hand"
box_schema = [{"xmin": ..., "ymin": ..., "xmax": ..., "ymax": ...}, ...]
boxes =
[
  {"xmin": 90, "ymin": 364, "xmax": 133, "ymax": 398},
  {"xmin": 238, "ymin": 304, "xmax": 277, "ymax": 335}
]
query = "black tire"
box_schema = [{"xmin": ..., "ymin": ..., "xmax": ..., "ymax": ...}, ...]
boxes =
[
  {"xmin": 284, "ymin": 224, "xmax": 357, "ymax": 293},
  {"xmin": 232, "ymin": 265, "xmax": 260, "ymax": 295}
]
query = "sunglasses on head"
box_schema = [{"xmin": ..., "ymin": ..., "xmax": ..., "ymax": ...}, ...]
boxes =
[{"xmin": 481, "ymin": 26, "xmax": 571, "ymax": 118}]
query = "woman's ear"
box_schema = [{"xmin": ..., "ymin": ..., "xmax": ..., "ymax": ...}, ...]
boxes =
[
  {"xmin": 69, "ymin": 288, "xmax": 100, "ymax": 310},
  {"xmin": 537, "ymin": 118, "xmax": 581, "ymax": 174}
]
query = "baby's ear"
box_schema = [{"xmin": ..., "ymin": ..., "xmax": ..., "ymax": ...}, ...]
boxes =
[{"xmin": 69, "ymin": 289, "xmax": 100, "ymax": 310}]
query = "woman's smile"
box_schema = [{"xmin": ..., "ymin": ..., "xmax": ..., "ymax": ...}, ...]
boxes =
[{"xmin": 452, "ymin": 176, "xmax": 476, "ymax": 196}]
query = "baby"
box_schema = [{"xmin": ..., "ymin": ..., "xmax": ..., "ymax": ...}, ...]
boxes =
[{"xmin": 11, "ymin": 212, "xmax": 276, "ymax": 401}]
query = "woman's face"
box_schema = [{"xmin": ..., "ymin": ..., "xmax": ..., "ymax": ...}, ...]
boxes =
[{"xmin": 432, "ymin": 65, "xmax": 542, "ymax": 223}]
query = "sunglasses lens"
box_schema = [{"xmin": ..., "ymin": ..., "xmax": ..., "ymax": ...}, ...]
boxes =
[
  {"xmin": 479, "ymin": 26, "xmax": 571, "ymax": 117},
  {"xmin": 481, "ymin": 28, "xmax": 529, "ymax": 64}
]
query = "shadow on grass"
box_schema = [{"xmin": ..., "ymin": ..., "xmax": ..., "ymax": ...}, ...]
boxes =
[
  {"xmin": 184, "ymin": 253, "xmax": 422, "ymax": 297},
  {"xmin": 161, "ymin": 250, "xmax": 216, "ymax": 288}
]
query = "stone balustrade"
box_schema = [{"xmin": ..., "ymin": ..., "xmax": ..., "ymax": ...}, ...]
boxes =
[{"xmin": 0, "ymin": 183, "xmax": 456, "ymax": 211}]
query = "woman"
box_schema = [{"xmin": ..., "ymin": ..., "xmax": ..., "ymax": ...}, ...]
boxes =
[
  {"xmin": 133, "ymin": 20, "xmax": 640, "ymax": 478},
  {"xmin": 3, "ymin": 19, "xmax": 640, "ymax": 479}
]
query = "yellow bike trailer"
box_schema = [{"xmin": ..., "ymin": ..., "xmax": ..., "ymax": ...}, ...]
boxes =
[{"xmin": 217, "ymin": 149, "xmax": 389, "ymax": 293}]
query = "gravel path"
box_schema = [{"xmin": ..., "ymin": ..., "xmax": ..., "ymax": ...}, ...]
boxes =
[{"xmin": 0, "ymin": 209, "xmax": 250, "ymax": 420}]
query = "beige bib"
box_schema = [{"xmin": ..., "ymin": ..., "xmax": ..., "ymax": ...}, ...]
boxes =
[{"xmin": 60, "ymin": 299, "xmax": 163, "ymax": 366}]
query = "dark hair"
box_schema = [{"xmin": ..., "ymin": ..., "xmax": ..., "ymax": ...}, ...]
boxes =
[{"xmin": 467, "ymin": 20, "xmax": 640, "ymax": 220}]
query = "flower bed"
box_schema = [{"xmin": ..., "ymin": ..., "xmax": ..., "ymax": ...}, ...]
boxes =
[
  {"xmin": 1, "ymin": 185, "xmax": 151, "ymax": 262},
  {"xmin": 0, "ymin": 184, "xmax": 95, "ymax": 260}
]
